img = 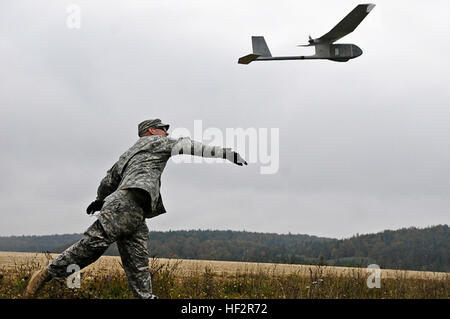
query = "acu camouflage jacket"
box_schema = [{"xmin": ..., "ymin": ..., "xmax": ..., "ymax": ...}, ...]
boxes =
[{"xmin": 96, "ymin": 136, "xmax": 229, "ymax": 219}]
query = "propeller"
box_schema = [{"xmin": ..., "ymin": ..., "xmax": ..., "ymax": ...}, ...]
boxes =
[{"xmin": 297, "ymin": 35, "xmax": 315, "ymax": 47}]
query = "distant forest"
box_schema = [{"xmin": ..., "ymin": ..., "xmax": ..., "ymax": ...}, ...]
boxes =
[{"xmin": 0, "ymin": 225, "xmax": 448, "ymax": 272}]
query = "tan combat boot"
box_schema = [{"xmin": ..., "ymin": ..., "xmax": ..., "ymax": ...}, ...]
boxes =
[{"xmin": 23, "ymin": 268, "xmax": 51, "ymax": 298}]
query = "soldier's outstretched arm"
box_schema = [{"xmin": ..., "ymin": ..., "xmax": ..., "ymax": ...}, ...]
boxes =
[
  {"xmin": 165, "ymin": 137, "xmax": 247, "ymax": 166},
  {"xmin": 87, "ymin": 163, "xmax": 121, "ymax": 215}
]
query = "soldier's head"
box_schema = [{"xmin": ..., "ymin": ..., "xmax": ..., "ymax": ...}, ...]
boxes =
[{"xmin": 138, "ymin": 119, "xmax": 169, "ymax": 137}]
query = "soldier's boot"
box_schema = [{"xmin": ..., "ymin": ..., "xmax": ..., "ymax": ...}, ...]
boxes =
[{"xmin": 23, "ymin": 268, "xmax": 52, "ymax": 298}]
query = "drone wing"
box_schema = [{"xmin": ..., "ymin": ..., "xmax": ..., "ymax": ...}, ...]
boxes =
[{"xmin": 317, "ymin": 4, "xmax": 375, "ymax": 43}]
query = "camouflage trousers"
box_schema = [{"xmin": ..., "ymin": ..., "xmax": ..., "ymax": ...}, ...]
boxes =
[{"xmin": 47, "ymin": 190, "xmax": 153, "ymax": 299}]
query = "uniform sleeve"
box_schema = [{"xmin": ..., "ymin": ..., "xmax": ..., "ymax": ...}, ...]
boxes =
[
  {"xmin": 96, "ymin": 163, "xmax": 122, "ymax": 201},
  {"xmin": 164, "ymin": 137, "xmax": 229, "ymax": 159}
]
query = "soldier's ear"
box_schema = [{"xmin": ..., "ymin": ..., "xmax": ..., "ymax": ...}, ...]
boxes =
[{"xmin": 140, "ymin": 128, "xmax": 152, "ymax": 137}]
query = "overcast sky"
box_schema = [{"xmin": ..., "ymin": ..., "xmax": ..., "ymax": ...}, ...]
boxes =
[{"xmin": 0, "ymin": 0, "xmax": 449, "ymax": 239}]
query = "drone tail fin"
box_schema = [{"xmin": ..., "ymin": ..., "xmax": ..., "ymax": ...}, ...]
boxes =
[
  {"xmin": 238, "ymin": 36, "xmax": 272, "ymax": 64},
  {"xmin": 252, "ymin": 36, "xmax": 272, "ymax": 57}
]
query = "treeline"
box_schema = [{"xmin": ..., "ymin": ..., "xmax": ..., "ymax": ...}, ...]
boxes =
[
  {"xmin": 0, "ymin": 225, "xmax": 448, "ymax": 272},
  {"xmin": 143, "ymin": 225, "xmax": 449, "ymax": 272},
  {"xmin": 319, "ymin": 225, "xmax": 449, "ymax": 272},
  {"xmin": 0, "ymin": 234, "xmax": 83, "ymax": 253}
]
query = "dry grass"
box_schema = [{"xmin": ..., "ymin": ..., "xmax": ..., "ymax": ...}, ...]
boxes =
[{"xmin": 0, "ymin": 251, "xmax": 448, "ymax": 299}]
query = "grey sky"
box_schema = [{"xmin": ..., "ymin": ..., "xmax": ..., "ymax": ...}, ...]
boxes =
[{"xmin": 0, "ymin": 0, "xmax": 449, "ymax": 239}]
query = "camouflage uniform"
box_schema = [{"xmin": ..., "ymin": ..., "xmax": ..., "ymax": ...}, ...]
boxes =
[
  {"xmin": 47, "ymin": 190, "xmax": 152, "ymax": 298},
  {"xmin": 46, "ymin": 128, "xmax": 232, "ymax": 299},
  {"xmin": 98, "ymin": 135, "xmax": 229, "ymax": 218}
]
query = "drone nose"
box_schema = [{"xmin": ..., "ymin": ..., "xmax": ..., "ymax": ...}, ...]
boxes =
[{"xmin": 353, "ymin": 45, "xmax": 363, "ymax": 57}]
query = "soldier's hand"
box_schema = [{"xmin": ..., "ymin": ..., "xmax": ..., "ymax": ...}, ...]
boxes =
[
  {"xmin": 224, "ymin": 149, "xmax": 248, "ymax": 166},
  {"xmin": 233, "ymin": 151, "xmax": 248, "ymax": 166},
  {"xmin": 86, "ymin": 199, "xmax": 104, "ymax": 215}
]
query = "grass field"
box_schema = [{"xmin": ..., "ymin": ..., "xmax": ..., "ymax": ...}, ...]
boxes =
[{"xmin": 0, "ymin": 252, "xmax": 448, "ymax": 299}]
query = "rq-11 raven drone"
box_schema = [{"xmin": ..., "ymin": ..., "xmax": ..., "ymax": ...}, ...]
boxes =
[{"xmin": 238, "ymin": 3, "xmax": 375, "ymax": 64}]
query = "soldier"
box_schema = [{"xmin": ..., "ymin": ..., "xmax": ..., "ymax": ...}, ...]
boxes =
[{"xmin": 24, "ymin": 119, "xmax": 247, "ymax": 299}]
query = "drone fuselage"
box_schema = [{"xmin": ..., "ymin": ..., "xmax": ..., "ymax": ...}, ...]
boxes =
[
  {"xmin": 314, "ymin": 43, "xmax": 363, "ymax": 61},
  {"xmin": 249, "ymin": 43, "xmax": 362, "ymax": 63}
]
